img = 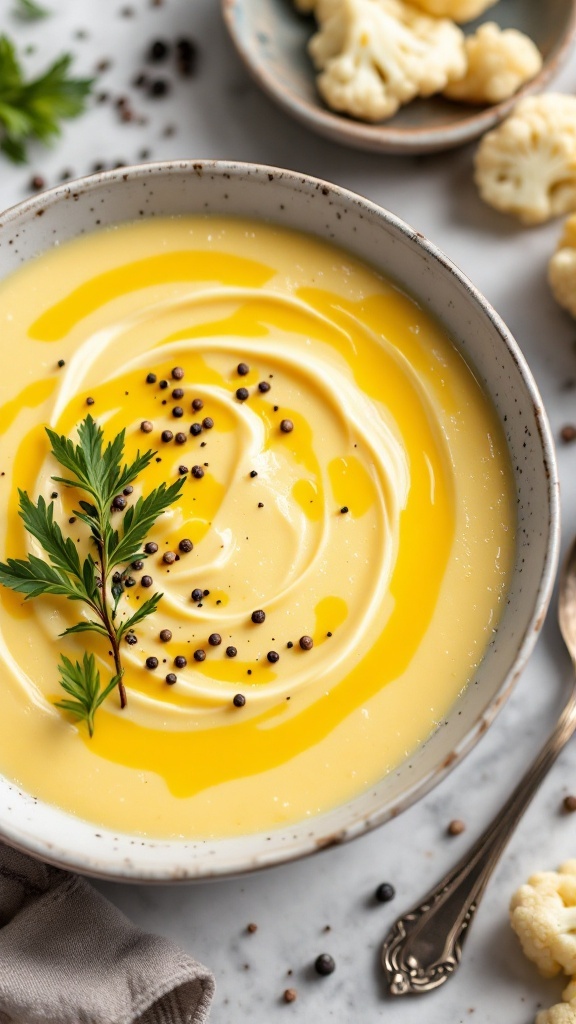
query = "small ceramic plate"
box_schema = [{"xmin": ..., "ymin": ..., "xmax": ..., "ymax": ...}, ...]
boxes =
[{"xmin": 222, "ymin": 0, "xmax": 576, "ymax": 154}]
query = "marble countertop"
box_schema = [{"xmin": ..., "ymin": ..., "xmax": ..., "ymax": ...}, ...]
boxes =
[{"xmin": 1, "ymin": 1, "xmax": 576, "ymax": 1020}]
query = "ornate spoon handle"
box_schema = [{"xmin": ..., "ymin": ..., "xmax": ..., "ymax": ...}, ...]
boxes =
[{"xmin": 382, "ymin": 692, "xmax": 576, "ymax": 995}]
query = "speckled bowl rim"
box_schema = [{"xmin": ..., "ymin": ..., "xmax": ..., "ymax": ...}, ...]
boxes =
[
  {"xmin": 0, "ymin": 159, "xmax": 561, "ymax": 881},
  {"xmin": 221, "ymin": 0, "xmax": 576, "ymax": 154}
]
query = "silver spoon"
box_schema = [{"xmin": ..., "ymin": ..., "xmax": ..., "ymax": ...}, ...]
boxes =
[{"xmin": 381, "ymin": 536, "xmax": 576, "ymax": 996}]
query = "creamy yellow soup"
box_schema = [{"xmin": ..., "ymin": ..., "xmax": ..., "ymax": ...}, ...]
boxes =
[{"xmin": 0, "ymin": 217, "xmax": 515, "ymax": 839}]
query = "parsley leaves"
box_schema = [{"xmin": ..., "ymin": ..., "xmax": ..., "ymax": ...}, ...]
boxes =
[
  {"xmin": 0, "ymin": 35, "xmax": 93, "ymax": 163},
  {"xmin": 0, "ymin": 416, "xmax": 185, "ymax": 735}
]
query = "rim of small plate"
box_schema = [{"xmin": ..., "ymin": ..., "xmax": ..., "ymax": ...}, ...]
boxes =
[
  {"xmin": 221, "ymin": 0, "xmax": 576, "ymax": 154},
  {"xmin": 0, "ymin": 159, "xmax": 561, "ymax": 880}
]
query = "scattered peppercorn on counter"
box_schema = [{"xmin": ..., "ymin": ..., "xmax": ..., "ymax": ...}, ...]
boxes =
[{"xmin": 0, "ymin": 216, "xmax": 515, "ymax": 838}]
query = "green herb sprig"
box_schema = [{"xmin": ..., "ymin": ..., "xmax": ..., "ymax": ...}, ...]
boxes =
[
  {"xmin": 0, "ymin": 416, "xmax": 185, "ymax": 735},
  {"xmin": 12, "ymin": 0, "xmax": 50, "ymax": 21},
  {"xmin": 0, "ymin": 35, "xmax": 93, "ymax": 163}
]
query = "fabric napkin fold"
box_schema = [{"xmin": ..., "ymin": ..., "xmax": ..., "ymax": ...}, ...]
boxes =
[{"xmin": 0, "ymin": 843, "xmax": 215, "ymax": 1024}]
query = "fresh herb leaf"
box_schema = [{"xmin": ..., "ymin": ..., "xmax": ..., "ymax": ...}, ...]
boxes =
[
  {"xmin": 0, "ymin": 416, "xmax": 184, "ymax": 733},
  {"xmin": 108, "ymin": 479, "xmax": 185, "ymax": 569},
  {"xmin": 117, "ymin": 593, "xmax": 163, "ymax": 640},
  {"xmin": 13, "ymin": 0, "xmax": 50, "ymax": 20},
  {"xmin": 0, "ymin": 36, "xmax": 93, "ymax": 164},
  {"xmin": 0, "ymin": 551, "xmax": 86, "ymax": 600},
  {"xmin": 54, "ymin": 653, "xmax": 121, "ymax": 737}
]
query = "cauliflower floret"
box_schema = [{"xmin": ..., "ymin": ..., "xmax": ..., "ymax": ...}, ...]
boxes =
[
  {"xmin": 536, "ymin": 978, "xmax": 576, "ymax": 1024},
  {"xmin": 309, "ymin": 0, "xmax": 466, "ymax": 122},
  {"xmin": 474, "ymin": 94, "xmax": 576, "ymax": 224},
  {"xmin": 443, "ymin": 22, "xmax": 542, "ymax": 105},
  {"xmin": 510, "ymin": 861, "xmax": 576, "ymax": 978},
  {"xmin": 536, "ymin": 1005, "xmax": 576, "ymax": 1024},
  {"xmin": 548, "ymin": 214, "xmax": 576, "ymax": 319},
  {"xmin": 408, "ymin": 0, "xmax": 498, "ymax": 24}
]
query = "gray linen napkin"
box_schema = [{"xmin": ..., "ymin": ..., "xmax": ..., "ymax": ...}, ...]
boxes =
[{"xmin": 0, "ymin": 843, "xmax": 215, "ymax": 1024}]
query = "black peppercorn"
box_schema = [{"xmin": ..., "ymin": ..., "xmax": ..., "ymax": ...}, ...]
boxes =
[
  {"xmin": 175, "ymin": 432, "xmax": 186, "ymax": 444},
  {"xmin": 112, "ymin": 495, "xmax": 127, "ymax": 511},
  {"xmin": 202, "ymin": 416, "xmax": 214, "ymax": 430},
  {"xmin": 280, "ymin": 419, "xmax": 294, "ymax": 433},
  {"xmin": 192, "ymin": 398, "xmax": 203, "ymax": 411},
  {"xmin": 159, "ymin": 379, "xmax": 168, "ymax": 389},
  {"xmin": 172, "ymin": 387, "xmax": 184, "ymax": 400},
  {"xmin": 141, "ymin": 420, "xmax": 153, "ymax": 433},
  {"xmin": 193, "ymin": 649, "xmax": 206, "ymax": 662},
  {"xmin": 267, "ymin": 651, "xmax": 279, "ymax": 663},
  {"xmin": 171, "ymin": 366, "xmax": 184, "ymax": 380},
  {"xmin": 174, "ymin": 655, "xmax": 187, "ymax": 669},
  {"xmin": 149, "ymin": 39, "xmax": 169, "ymax": 60},
  {"xmin": 149, "ymin": 77, "xmax": 169, "ymax": 97},
  {"xmin": 161, "ymin": 429, "xmax": 174, "ymax": 442},
  {"xmin": 226, "ymin": 646, "xmax": 237, "ymax": 658},
  {"xmin": 208, "ymin": 633, "xmax": 222, "ymax": 647},
  {"xmin": 258, "ymin": 381, "xmax": 271, "ymax": 392},
  {"xmin": 299, "ymin": 635, "xmax": 314, "ymax": 651},
  {"xmin": 190, "ymin": 422, "xmax": 202, "ymax": 436},
  {"xmin": 375, "ymin": 882, "xmax": 396, "ymax": 903},
  {"xmin": 57, "ymin": 359, "xmax": 65, "ymax": 368},
  {"xmin": 178, "ymin": 465, "xmax": 188, "ymax": 475},
  {"xmin": 179, "ymin": 538, "xmax": 193, "ymax": 553},
  {"xmin": 314, "ymin": 954, "xmax": 336, "ymax": 976},
  {"xmin": 236, "ymin": 387, "xmax": 249, "ymax": 401},
  {"xmin": 249, "ymin": 470, "xmax": 258, "ymax": 478},
  {"xmin": 251, "ymin": 610, "xmax": 266, "ymax": 624},
  {"xmin": 141, "ymin": 575, "xmax": 153, "ymax": 587},
  {"xmin": 237, "ymin": 362, "xmax": 249, "ymax": 376},
  {"xmin": 132, "ymin": 560, "xmax": 144, "ymax": 570},
  {"xmin": 233, "ymin": 693, "xmax": 246, "ymax": 707},
  {"xmin": 146, "ymin": 372, "xmax": 157, "ymax": 383},
  {"xmin": 191, "ymin": 588, "xmax": 203, "ymax": 602},
  {"xmin": 123, "ymin": 485, "xmax": 134, "ymax": 496},
  {"xmin": 340, "ymin": 506, "xmax": 349, "ymax": 514},
  {"xmin": 191, "ymin": 465, "xmax": 204, "ymax": 479},
  {"xmin": 159, "ymin": 628, "xmax": 172, "ymax": 642},
  {"xmin": 165, "ymin": 673, "xmax": 177, "ymax": 685},
  {"xmin": 145, "ymin": 656, "xmax": 159, "ymax": 670},
  {"xmin": 144, "ymin": 541, "xmax": 159, "ymax": 554},
  {"xmin": 163, "ymin": 551, "xmax": 176, "ymax": 564},
  {"xmin": 125, "ymin": 632, "xmax": 138, "ymax": 645},
  {"xmin": 124, "ymin": 576, "xmax": 136, "ymax": 588},
  {"xmin": 172, "ymin": 406, "xmax": 184, "ymax": 418}
]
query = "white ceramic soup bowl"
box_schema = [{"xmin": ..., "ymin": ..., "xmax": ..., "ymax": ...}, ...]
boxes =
[{"xmin": 0, "ymin": 161, "xmax": 559, "ymax": 881}]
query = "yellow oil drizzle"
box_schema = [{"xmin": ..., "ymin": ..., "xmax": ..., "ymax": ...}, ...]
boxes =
[
  {"xmin": 29, "ymin": 252, "xmax": 275, "ymax": 342},
  {"xmin": 291, "ymin": 478, "xmax": 322, "ymax": 522},
  {"xmin": 328, "ymin": 456, "xmax": 376, "ymax": 517},
  {"xmin": 0, "ymin": 378, "xmax": 56, "ymax": 433}
]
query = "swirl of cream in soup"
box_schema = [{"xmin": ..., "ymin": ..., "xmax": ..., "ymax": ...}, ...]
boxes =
[{"xmin": 29, "ymin": 289, "xmax": 410, "ymax": 725}]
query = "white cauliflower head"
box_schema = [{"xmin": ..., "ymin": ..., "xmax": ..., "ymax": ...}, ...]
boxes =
[
  {"xmin": 408, "ymin": 0, "xmax": 499, "ymax": 24},
  {"xmin": 444, "ymin": 22, "xmax": 542, "ymax": 105},
  {"xmin": 536, "ymin": 1005, "xmax": 576, "ymax": 1024},
  {"xmin": 474, "ymin": 94, "xmax": 576, "ymax": 225},
  {"xmin": 548, "ymin": 214, "xmax": 576, "ymax": 319},
  {"xmin": 510, "ymin": 861, "xmax": 576, "ymax": 978},
  {"xmin": 309, "ymin": 0, "xmax": 466, "ymax": 122},
  {"xmin": 536, "ymin": 977, "xmax": 576, "ymax": 1024}
]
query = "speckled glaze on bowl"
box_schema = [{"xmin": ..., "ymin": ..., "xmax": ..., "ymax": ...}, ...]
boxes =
[
  {"xmin": 0, "ymin": 161, "xmax": 560, "ymax": 881},
  {"xmin": 222, "ymin": 0, "xmax": 576, "ymax": 154}
]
